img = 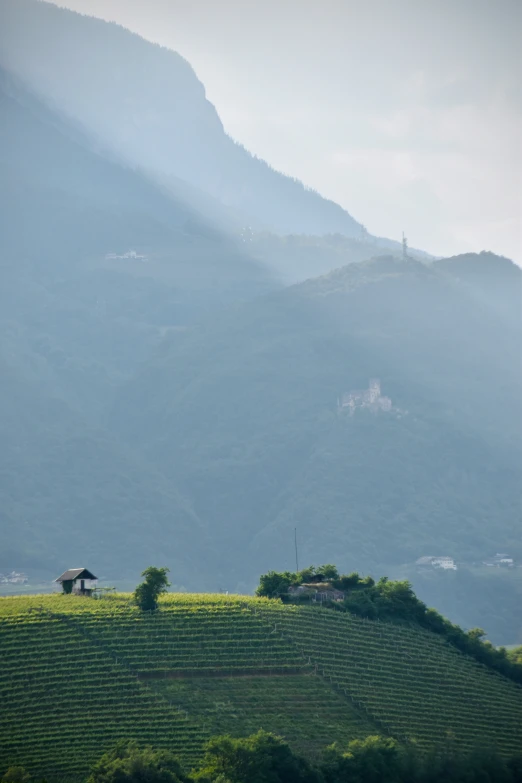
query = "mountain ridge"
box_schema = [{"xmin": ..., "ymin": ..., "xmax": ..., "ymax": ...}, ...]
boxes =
[{"xmin": 0, "ymin": 0, "xmax": 367, "ymax": 239}]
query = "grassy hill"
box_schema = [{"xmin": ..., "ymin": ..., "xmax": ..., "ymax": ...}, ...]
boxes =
[{"xmin": 1, "ymin": 594, "xmax": 521, "ymax": 781}]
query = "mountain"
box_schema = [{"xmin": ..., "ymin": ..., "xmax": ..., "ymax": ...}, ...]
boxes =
[
  {"xmin": 0, "ymin": 65, "xmax": 279, "ymax": 582},
  {"xmin": 0, "ymin": 0, "xmax": 520, "ymax": 645},
  {"xmin": 0, "ymin": 65, "xmax": 275, "ymax": 297},
  {"xmin": 0, "ymin": 0, "xmax": 365, "ymax": 238},
  {"xmin": 110, "ymin": 254, "xmax": 522, "ymax": 592},
  {"xmin": 0, "ymin": 63, "xmax": 277, "ymax": 395},
  {"xmin": 2, "ymin": 594, "xmax": 521, "ymax": 780}
]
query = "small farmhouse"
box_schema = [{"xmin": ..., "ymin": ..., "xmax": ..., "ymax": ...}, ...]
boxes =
[
  {"xmin": 55, "ymin": 568, "xmax": 97, "ymax": 595},
  {"xmin": 288, "ymin": 584, "xmax": 345, "ymax": 602}
]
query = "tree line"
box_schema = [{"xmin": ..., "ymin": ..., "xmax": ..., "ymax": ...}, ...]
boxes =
[
  {"xmin": 256, "ymin": 565, "xmax": 522, "ymax": 684},
  {"xmin": 4, "ymin": 731, "xmax": 522, "ymax": 783}
]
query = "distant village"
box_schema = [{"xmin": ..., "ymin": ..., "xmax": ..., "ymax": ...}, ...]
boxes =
[
  {"xmin": 105, "ymin": 249, "xmax": 148, "ymax": 262},
  {"xmin": 0, "ymin": 570, "xmax": 28, "ymax": 585},
  {"xmin": 415, "ymin": 553, "xmax": 518, "ymax": 572}
]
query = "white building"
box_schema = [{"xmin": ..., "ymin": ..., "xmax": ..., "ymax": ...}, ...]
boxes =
[{"xmin": 416, "ymin": 556, "xmax": 457, "ymax": 571}]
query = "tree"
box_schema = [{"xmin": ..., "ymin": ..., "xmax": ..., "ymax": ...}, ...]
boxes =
[
  {"xmin": 320, "ymin": 735, "xmax": 405, "ymax": 783},
  {"xmin": 195, "ymin": 730, "xmax": 320, "ymax": 783},
  {"xmin": 317, "ymin": 565, "xmax": 339, "ymax": 581},
  {"xmin": 297, "ymin": 566, "xmax": 321, "ymax": 583},
  {"xmin": 134, "ymin": 566, "xmax": 170, "ymax": 611},
  {"xmin": 87, "ymin": 740, "xmax": 191, "ymax": 783},
  {"xmin": 256, "ymin": 571, "xmax": 295, "ymax": 599},
  {"xmin": 467, "ymin": 627, "xmax": 487, "ymax": 642},
  {"xmin": 507, "ymin": 646, "xmax": 522, "ymax": 666}
]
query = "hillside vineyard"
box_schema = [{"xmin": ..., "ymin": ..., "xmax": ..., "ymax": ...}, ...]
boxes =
[{"xmin": 1, "ymin": 594, "xmax": 521, "ymax": 780}]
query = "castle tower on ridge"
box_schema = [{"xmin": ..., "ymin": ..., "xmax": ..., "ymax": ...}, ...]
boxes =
[{"xmin": 368, "ymin": 378, "xmax": 381, "ymax": 403}]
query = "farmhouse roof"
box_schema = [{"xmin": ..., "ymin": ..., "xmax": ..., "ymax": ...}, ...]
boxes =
[{"xmin": 55, "ymin": 568, "xmax": 97, "ymax": 583}]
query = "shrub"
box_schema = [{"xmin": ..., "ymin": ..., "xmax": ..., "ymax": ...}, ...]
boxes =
[{"xmin": 134, "ymin": 566, "xmax": 171, "ymax": 611}]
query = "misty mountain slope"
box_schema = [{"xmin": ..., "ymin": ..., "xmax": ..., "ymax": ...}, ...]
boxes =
[
  {"xmin": 0, "ymin": 65, "xmax": 277, "ymax": 389},
  {"xmin": 0, "ymin": 66, "xmax": 275, "ymax": 290},
  {"xmin": 0, "ymin": 346, "xmax": 209, "ymax": 580},
  {"xmin": 0, "ymin": 0, "xmax": 364, "ymax": 238},
  {"xmin": 110, "ymin": 254, "xmax": 522, "ymax": 585},
  {"xmin": 0, "ymin": 67, "xmax": 277, "ymax": 582},
  {"xmin": 0, "ymin": 265, "xmax": 212, "ymax": 583},
  {"xmin": 0, "ymin": 69, "xmax": 192, "ymax": 261},
  {"xmin": 433, "ymin": 251, "xmax": 522, "ymax": 327}
]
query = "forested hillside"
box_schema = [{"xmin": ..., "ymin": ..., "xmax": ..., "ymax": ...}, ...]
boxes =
[
  {"xmin": 0, "ymin": 67, "xmax": 275, "ymax": 583},
  {"xmin": 111, "ymin": 254, "xmax": 521, "ymax": 588}
]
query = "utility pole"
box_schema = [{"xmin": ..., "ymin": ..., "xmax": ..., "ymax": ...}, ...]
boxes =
[
  {"xmin": 402, "ymin": 231, "xmax": 408, "ymax": 260},
  {"xmin": 294, "ymin": 527, "xmax": 299, "ymax": 573}
]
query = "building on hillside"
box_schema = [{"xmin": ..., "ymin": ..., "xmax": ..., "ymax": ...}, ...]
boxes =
[
  {"xmin": 288, "ymin": 584, "xmax": 345, "ymax": 602},
  {"xmin": 483, "ymin": 553, "xmax": 515, "ymax": 568},
  {"xmin": 105, "ymin": 249, "xmax": 147, "ymax": 261},
  {"xmin": 55, "ymin": 568, "xmax": 98, "ymax": 595},
  {"xmin": 338, "ymin": 378, "xmax": 393, "ymax": 415},
  {"xmin": 416, "ymin": 556, "xmax": 457, "ymax": 571},
  {"xmin": 314, "ymin": 588, "xmax": 345, "ymax": 602}
]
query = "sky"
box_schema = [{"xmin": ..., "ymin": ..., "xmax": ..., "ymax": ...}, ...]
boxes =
[{"xmin": 52, "ymin": 0, "xmax": 521, "ymax": 259}]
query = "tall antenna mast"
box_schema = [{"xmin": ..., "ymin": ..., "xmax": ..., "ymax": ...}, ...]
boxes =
[
  {"xmin": 402, "ymin": 231, "xmax": 408, "ymax": 260},
  {"xmin": 294, "ymin": 527, "xmax": 299, "ymax": 573}
]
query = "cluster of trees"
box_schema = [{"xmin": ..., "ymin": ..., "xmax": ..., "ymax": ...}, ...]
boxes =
[
  {"xmin": 256, "ymin": 566, "xmax": 522, "ymax": 685},
  {"xmin": 5, "ymin": 732, "xmax": 522, "ymax": 783}
]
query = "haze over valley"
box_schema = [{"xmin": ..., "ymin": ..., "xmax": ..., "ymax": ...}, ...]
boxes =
[
  {"xmin": 0, "ymin": 0, "xmax": 520, "ymax": 648},
  {"xmin": 2, "ymin": 2, "xmax": 522, "ymax": 781}
]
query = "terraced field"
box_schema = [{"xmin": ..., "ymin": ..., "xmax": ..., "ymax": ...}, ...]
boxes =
[
  {"xmin": 1, "ymin": 593, "xmax": 521, "ymax": 781},
  {"xmin": 258, "ymin": 602, "xmax": 522, "ymax": 754},
  {"xmin": 0, "ymin": 608, "xmax": 206, "ymax": 778},
  {"xmin": 151, "ymin": 675, "xmax": 376, "ymax": 757}
]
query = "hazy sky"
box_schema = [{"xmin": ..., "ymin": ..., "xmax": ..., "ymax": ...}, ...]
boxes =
[{"xmin": 52, "ymin": 0, "xmax": 521, "ymax": 259}]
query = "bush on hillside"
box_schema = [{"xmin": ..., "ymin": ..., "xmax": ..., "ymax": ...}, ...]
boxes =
[
  {"xmin": 320, "ymin": 735, "xmax": 406, "ymax": 783},
  {"xmin": 134, "ymin": 566, "xmax": 170, "ymax": 611},
  {"xmin": 319, "ymin": 737, "xmax": 522, "ymax": 783},
  {"xmin": 194, "ymin": 730, "xmax": 320, "ymax": 783},
  {"xmin": 86, "ymin": 740, "xmax": 190, "ymax": 783},
  {"xmin": 507, "ymin": 646, "xmax": 522, "ymax": 666},
  {"xmin": 255, "ymin": 571, "xmax": 296, "ymax": 599},
  {"xmin": 1, "ymin": 769, "xmax": 31, "ymax": 783}
]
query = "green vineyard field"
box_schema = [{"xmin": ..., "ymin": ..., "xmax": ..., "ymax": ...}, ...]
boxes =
[{"xmin": 1, "ymin": 594, "xmax": 521, "ymax": 781}]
